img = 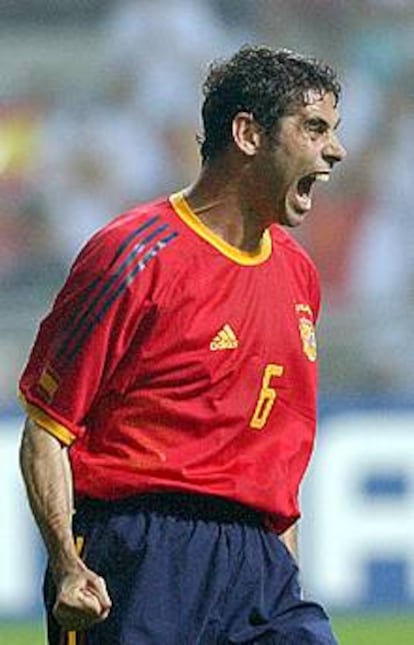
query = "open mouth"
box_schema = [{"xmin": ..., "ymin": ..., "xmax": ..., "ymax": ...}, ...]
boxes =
[
  {"xmin": 294, "ymin": 171, "xmax": 330, "ymax": 213},
  {"xmin": 297, "ymin": 171, "xmax": 330, "ymax": 196}
]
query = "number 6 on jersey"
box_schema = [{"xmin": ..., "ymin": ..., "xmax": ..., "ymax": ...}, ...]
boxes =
[{"xmin": 249, "ymin": 364, "xmax": 284, "ymax": 430}]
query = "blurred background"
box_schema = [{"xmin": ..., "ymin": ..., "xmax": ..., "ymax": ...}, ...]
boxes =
[{"xmin": 0, "ymin": 0, "xmax": 413, "ymax": 643}]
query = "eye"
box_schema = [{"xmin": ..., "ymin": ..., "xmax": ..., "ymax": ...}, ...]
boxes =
[{"xmin": 305, "ymin": 118, "xmax": 328, "ymax": 136}]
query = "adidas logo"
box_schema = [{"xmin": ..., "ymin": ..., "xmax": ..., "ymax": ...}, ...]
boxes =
[{"xmin": 210, "ymin": 324, "xmax": 238, "ymax": 351}]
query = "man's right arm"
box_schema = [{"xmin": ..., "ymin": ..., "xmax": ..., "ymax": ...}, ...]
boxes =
[{"xmin": 19, "ymin": 417, "xmax": 111, "ymax": 631}]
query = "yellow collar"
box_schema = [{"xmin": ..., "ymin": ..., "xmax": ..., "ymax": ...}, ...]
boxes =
[{"xmin": 169, "ymin": 191, "xmax": 272, "ymax": 266}]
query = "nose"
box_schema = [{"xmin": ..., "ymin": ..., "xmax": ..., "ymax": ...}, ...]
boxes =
[{"xmin": 323, "ymin": 133, "xmax": 347, "ymax": 166}]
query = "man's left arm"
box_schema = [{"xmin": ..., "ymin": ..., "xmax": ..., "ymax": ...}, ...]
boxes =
[{"xmin": 280, "ymin": 523, "xmax": 298, "ymax": 561}]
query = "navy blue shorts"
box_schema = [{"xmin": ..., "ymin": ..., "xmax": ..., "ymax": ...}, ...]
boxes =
[{"xmin": 44, "ymin": 493, "xmax": 337, "ymax": 644}]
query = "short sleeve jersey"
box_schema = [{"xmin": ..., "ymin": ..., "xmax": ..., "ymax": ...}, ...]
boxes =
[{"xmin": 19, "ymin": 192, "xmax": 321, "ymax": 533}]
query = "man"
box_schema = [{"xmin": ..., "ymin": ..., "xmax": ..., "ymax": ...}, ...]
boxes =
[{"xmin": 19, "ymin": 45, "xmax": 346, "ymax": 644}]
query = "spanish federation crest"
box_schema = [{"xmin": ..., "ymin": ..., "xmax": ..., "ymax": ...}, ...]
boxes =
[{"xmin": 295, "ymin": 304, "xmax": 317, "ymax": 362}]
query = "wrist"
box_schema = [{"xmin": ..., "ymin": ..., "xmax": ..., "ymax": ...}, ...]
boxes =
[{"xmin": 48, "ymin": 543, "xmax": 86, "ymax": 583}]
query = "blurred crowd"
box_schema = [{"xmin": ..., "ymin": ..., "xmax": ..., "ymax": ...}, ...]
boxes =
[{"xmin": 1, "ymin": 0, "xmax": 414, "ymax": 407}]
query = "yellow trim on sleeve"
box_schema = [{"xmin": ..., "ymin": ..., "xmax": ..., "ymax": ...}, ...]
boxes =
[
  {"xmin": 18, "ymin": 392, "xmax": 76, "ymax": 446},
  {"xmin": 170, "ymin": 191, "xmax": 272, "ymax": 266}
]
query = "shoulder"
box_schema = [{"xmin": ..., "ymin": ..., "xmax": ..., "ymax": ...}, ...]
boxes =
[
  {"xmin": 269, "ymin": 224, "xmax": 318, "ymax": 277},
  {"xmin": 269, "ymin": 225, "xmax": 321, "ymax": 319},
  {"xmin": 71, "ymin": 196, "xmax": 181, "ymax": 277}
]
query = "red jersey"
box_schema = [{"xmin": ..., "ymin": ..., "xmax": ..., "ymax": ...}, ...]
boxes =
[{"xmin": 19, "ymin": 191, "xmax": 320, "ymax": 533}]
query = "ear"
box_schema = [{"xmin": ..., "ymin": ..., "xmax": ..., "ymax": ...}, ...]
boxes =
[{"xmin": 232, "ymin": 112, "xmax": 262, "ymax": 156}]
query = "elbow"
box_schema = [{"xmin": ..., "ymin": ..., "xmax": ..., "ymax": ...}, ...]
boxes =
[
  {"xmin": 19, "ymin": 417, "xmax": 32, "ymax": 476},
  {"xmin": 19, "ymin": 417, "xmax": 61, "ymax": 474}
]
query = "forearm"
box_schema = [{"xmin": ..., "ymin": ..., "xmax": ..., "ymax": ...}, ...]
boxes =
[
  {"xmin": 19, "ymin": 417, "xmax": 81, "ymax": 579},
  {"xmin": 20, "ymin": 417, "xmax": 111, "ymax": 628},
  {"xmin": 280, "ymin": 523, "xmax": 298, "ymax": 562}
]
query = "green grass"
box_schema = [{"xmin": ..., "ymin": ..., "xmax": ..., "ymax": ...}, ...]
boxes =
[
  {"xmin": 0, "ymin": 621, "xmax": 44, "ymax": 645},
  {"xmin": 1, "ymin": 615, "xmax": 414, "ymax": 644},
  {"xmin": 332, "ymin": 614, "xmax": 414, "ymax": 644}
]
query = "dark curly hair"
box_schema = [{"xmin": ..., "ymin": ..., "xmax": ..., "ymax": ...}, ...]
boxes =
[{"xmin": 199, "ymin": 45, "xmax": 341, "ymax": 163}]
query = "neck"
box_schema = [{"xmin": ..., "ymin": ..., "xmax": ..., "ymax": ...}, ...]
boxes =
[{"xmin": 184, "ymin": 159, "xmax": 269, "ymax": 253}]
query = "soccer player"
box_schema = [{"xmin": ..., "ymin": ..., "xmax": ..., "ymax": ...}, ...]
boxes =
[{"xmin": 19, "ymin": 45, "xmax": 346, "ymax": 644}]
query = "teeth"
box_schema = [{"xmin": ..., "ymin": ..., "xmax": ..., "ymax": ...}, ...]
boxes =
[{"xmin": 315, "ymin": 173, "xmax": 330, "ymax": 182}]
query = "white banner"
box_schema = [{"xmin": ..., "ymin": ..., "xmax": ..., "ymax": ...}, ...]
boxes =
[
  {"xmin": 301, "ymin": 409, "xmax": 414, "ymax": 609},
  {"xmin": 0, "ymin": 416, "xmax": 43, "ymax": 617}
]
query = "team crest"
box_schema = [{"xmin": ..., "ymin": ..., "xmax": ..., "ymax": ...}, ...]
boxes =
[{"xmin": 295, "ymin": 304, "xmax": 317, "ymax": 362}]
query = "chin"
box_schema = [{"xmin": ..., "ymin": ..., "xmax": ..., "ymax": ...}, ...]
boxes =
[
  {"xmin": 270, "ymin": 200, "xmax": 309, "ymax": 228},
  {"xmin": 280, "ymin": 199, "xmax": 311, "ymax": 227},
  {"xmin": 279, "ymin": 209, "xmax": 307, "ymax": 228}
]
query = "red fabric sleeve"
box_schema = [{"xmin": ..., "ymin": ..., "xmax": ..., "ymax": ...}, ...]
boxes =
[{"xmin": 19, "ymin": 223, "xmax": 153, "ymax": 444}]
